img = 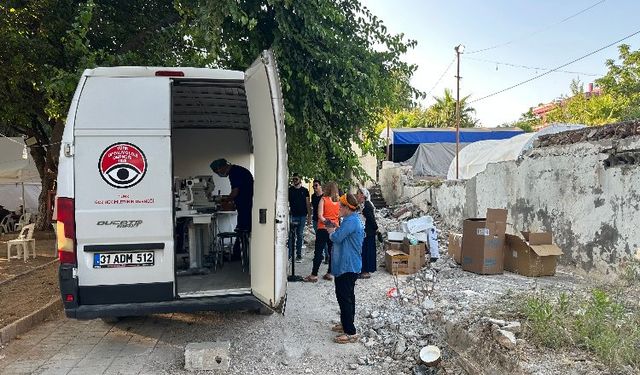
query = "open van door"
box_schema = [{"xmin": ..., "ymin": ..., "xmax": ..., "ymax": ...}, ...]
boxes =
[{"xmin": 245, "ymin": 50, "xmax": 289, "ymax": 312}]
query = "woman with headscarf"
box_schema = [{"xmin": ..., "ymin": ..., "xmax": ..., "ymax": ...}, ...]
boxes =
[
  {"xmin": 356, "ymin": 187, "xmax": 378, "ymax": 279},
  {"xmin": 327, "ymin": 193, "xmax": 364, "ymax": 343}
]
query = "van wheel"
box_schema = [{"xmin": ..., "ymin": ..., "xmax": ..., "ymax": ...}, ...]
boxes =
[
  {"xmin": 254, "ymin": 306, "xmax": 274, "ymax": 316},
  {"xmin": 100, "ymin": 317, "xmax": 121, "ymax": 324}
]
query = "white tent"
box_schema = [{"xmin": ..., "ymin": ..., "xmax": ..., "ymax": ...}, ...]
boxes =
[
  {"xmin": 447, "ymin": 124, "xmax": 587, "ymax": 180},
  {"xmin": 0, "ymin": 137, "xmax": 42, "ymax": 212}
]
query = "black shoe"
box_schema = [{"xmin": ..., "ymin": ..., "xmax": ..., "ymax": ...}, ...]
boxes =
[{"xmin": 296, "ymin": 255, "xmax": 302, "ymax": 263}]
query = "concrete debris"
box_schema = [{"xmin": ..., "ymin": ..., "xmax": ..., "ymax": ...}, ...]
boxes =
[
  {"xmin": 394, "ymin": 337, "xmax": 407, "ymax": 356},
  {"xmin": 422, "ymin": 299, "xmax": 436, "ymax": 310},
  {"xmin": 184, "ymin": 341, "xmax": 230, "ymax": 371},
  {"xmin": 494, "ymin": 329, "xmax": 517, "ymax": 350},
  {"xmin": 349, "ymin": 363, "xmax": 359, "ymax": 370},
  {"xmin": 502, "ymin": 322, "xmax": 522, "ymax": 334},
  {"xmin": 536, "ymin": 120, "xmax": 640, "ymax": 147}
]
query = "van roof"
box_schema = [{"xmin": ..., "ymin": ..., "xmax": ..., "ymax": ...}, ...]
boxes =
[{"xmin": 84, "ymin": 67, "xmax": 244, "ymax": 80}]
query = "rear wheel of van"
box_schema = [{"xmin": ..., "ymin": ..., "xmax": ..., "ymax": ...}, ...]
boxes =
[{"xmin": 254, "ymin": 306, "xmax": 274, "ymax": 316}]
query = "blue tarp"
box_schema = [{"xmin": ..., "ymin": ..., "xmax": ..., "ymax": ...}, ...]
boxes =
[{"xmin": 393, "ymin": 129, "xmax": 524, "ymax": 145}]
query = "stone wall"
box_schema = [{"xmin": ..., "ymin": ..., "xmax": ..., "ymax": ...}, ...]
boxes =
[{"xmin": 379, "ymin": 136, "xmax": 640, "ymax": 274}]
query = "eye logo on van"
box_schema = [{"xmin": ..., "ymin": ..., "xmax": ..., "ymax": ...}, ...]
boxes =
[{"xmin": 99, "ymin": 143, "xmax": 147, "ymax": 189}]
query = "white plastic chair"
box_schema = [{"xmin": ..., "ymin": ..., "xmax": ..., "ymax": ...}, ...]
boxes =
[
  {"xmin": 0, "ymin": 214, "xmax": 11, "ymax": 235},
  {"xmin": 7, "ymin": 223, "xmax": 36, "ymax": 262},
  {"xmin": 14, "ymin": 213, "xmax": 33, "ymax": 231}
]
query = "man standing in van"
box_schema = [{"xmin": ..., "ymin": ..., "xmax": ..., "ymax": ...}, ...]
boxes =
[{"xmin": 210, "ymin": 159, "xmax": 254, "ymax": 233}]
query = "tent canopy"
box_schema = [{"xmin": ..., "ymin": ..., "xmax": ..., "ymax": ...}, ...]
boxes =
[
  {"xmin": 0, "ymin": 137, "xmax": 41, "ymax": 212},
  {"xmin": 0, "ymin": 137, "xmax": 41, "ymax": 184},
  {"xmin": 447, "ymin": 123, "xmax": 587, "ymax": 180},
  {"xmin": 380, "ymin": 127, "xmax": 524, "ymax": 145}
]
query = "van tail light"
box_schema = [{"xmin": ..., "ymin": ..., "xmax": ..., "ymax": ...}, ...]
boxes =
[
  {"xmin": 155, "ymin": 70, "xmax": 184, "ymax": 77},
  {"xmin": 56, "ymin": 197, "xmax": 77, "ymax": 265}
]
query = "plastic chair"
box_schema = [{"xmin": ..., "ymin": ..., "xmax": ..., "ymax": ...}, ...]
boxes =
[
  {"xmin": 0, "ymin": 214, "xmax": 11, "ymax": 235},
  {"xmin": 7, "ymin": 224, "xmax": 36, "ymax": 262},
  {"xmin": 14, "ymin": 213, "xmax": 33, "ymax": 231}
]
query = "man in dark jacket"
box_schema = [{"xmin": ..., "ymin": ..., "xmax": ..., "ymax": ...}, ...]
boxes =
[
  {"xmin": 210, "ymin": 159, "xmax": 254, "ymax": 232},
  {"xmin": 288, "ymin": 173, "xmax": 311, "ymax": 261}
]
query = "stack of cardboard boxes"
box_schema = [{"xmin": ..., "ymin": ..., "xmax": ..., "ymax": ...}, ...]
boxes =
[
  {"xmin": 448, "ymin": 208, "xmax": 563, "ymax": 277},
  {"xmin": 384, "ymin": 236, "xmax": 427, "ymax": 275}
]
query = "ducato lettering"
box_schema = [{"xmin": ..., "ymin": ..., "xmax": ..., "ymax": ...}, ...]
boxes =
[{"xmin": 97, "ymin": 220, "xmax": 143, "ymax": 228}]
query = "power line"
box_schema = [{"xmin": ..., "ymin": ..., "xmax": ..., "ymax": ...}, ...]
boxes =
[
  {"xmin": 425, "ymin": 58, "xmax": 455, "ymax": 98},
  {"xmin": 466, "ymin": 0, "xmax": 606, "ymax": 54},
  {"xmin": 470, "ymin": 28, "xmax": 640, "ymax": 104},
  {"xmin": 465, "ymin": 56, "xmax": 602, "ymax": 77}
]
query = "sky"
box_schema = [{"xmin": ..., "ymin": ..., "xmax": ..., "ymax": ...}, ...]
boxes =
[{"xmin": 361, "ymin": 0, "xmax": 640, "ymax": 127}]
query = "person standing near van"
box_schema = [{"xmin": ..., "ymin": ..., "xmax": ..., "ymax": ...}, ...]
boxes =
[
  {"xmin": 356, "ymin": 187, "xmax": 378, "ymax": 279},
  {"xmin": 327, "ymin": 193, "xmax": 364, "ymax": 343},
  {"xmin": 304, "ymin": 181, "xmax": 340, "ymax": 282},
  {"xmin": 288, "ymin": 173, "xmax": 311, "ymax": 261},
  {"xmin": 210, "ymin": 159, "xmax": 254, "ymax": 232}
]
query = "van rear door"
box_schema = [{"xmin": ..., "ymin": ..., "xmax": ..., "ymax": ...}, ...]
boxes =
[
  {"xmin": 73, "ymin": 77, "xmax": 175, "ymax": 305},
  {"xmin": 245, "ymin": 50, "xmax": 289, "ymax": 311}
]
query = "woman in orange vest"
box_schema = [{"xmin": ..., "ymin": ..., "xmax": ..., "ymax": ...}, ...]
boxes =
[{"xmin": 304, "ymin": 181, "xmax": 340, "ymax": 282}]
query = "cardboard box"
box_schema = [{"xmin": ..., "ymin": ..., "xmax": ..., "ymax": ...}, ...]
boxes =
[
  {"xmin": 384, "ymin": 240, "xmax": 403, "ymax": 251},
  {"xmin": 402, "ymin": 238, "xmax": 426, "ymax": 268},
  {"xmin": 461, "ymin": 208, "xmax": 508, "ymax": 275},
  {"xmin": 385, "ymin": 250, "xmax": 416, "ymax": 275},
  {"xmin": 504, "ymin": 231, "xmax": 563, "ymax": 276},
  {"xmin": 448, "ymin": 232, "xmax": 463, "ymax": 264}
]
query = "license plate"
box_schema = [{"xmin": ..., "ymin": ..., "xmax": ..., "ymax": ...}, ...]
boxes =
[{"xmin": 93, "ymin": 251, "xmax": 154, "ymax": 269}]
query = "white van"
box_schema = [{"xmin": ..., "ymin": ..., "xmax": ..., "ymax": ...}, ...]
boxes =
[{"xmin": 56, "ymin": 50, "xmax": 289, "ymax": 319}]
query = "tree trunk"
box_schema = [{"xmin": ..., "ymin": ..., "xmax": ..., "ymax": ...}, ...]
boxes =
[{"xmin": 30, "ymin": 118, "xmax": 65, "ymax": 231}]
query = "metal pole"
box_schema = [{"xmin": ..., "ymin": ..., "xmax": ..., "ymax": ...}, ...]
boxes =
[
  {"xmin": 386, "ymin": 118, "xmax": 391, "ymax": 161},
  {"xmin": 455, "ymin": 45, "xmax": 462, "ymax": 179}
]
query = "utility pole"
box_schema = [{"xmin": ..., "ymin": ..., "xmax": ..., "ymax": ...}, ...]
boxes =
[{"xmin": 454, "ymin": 44, "xmax": 464, "ymax": 179}]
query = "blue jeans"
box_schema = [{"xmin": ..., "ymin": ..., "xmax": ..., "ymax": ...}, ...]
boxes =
[
  {"xmin": 313, "ymin": 220, "xmax": 328, "ymax": 258},
  {"xmin": 288, "ymin": 216, "xmax": 306, "ymax": 258}
]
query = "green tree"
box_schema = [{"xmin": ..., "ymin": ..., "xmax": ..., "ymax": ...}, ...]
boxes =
[
  {"xmin": 1, "ymin": 0, "xmax": 419, "ymax": 228},
  {"xmin": 545, "ymin": 79, "xmax": 623, "ymax": 126},
  {"xmin": 184, "ymin": 0, "xmax": 420, "ymax": 183},
  {"xmin": 597, "ymin": 44, "xmax": 640, "ymax": 121},
  {"xmin": 501, "ymin": 108, "xmax": 540, "ymax": 132},
  {"xmin": 424, "ymin": 89, "xmax": 478, "ymax": 128}
]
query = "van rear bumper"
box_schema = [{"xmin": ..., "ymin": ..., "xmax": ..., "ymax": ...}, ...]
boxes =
[{"xmin": 66, "ymin": 295, "xmax": 265, "ymax": 319}]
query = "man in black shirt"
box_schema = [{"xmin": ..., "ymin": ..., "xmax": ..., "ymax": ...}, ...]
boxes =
[
  {"xmin": 210, "ymin": 158, "xmax": 254, "ymax": 232},
  {"xmin": 288, "ymin": 173, "xmax": 311, "ymax": 261}
]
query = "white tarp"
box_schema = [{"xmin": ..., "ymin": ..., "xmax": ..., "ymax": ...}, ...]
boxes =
[
  {"xmin": 0, "ymin": 137, "xmax": 42, "ymax": 211},
  {"xmin": 402, "ymin": 143, "xmax": 469, "ymax": 177},
  {"xmin": 447, "ymin": 124, "xmax": 586, "ymax": 180}
]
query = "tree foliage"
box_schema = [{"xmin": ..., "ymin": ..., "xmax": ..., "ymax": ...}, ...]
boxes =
[
  {"xmin": 1, "ymin": 0, "xmax": 420, "ymax": 227},
  {"xmin": 517, "ymin": 45, "xmax": 640, "ymax": 128},
  {"xmin": 375, "ymin": 88, "xmax": 478, "ymax": 136}
]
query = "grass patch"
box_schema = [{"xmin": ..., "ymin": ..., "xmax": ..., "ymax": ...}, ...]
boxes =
[{"xmin": 522, "ymin": 289, "xmax": 640, "ymax": 370}]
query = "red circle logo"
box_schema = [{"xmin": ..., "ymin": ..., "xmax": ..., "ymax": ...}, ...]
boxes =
[{"xmin": 98, "ymin": 143, "xmax": 147, "ymax": 188}]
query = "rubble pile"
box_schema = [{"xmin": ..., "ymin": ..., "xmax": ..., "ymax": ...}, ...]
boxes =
[
  {"xmin": 355, "ymin": 266, "xmax": 465, "ymax": 375},
  {"xmin": 536, "ymin": 120, "xmax": 640, "ymax": 147}
]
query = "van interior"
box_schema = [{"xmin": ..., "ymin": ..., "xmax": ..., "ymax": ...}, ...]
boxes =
[{"xmin": 171, "ymin": 78, "xmax": 254, "ymax": 297}]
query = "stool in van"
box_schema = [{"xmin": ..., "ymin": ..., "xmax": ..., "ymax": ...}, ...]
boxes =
[
  {"xmin": 215, "ymin": 232, "xmax": 237, "ymax": 269},
  {"xmin": 235, "ymin": 229, "xmax": 250, "ymax": 273}
]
